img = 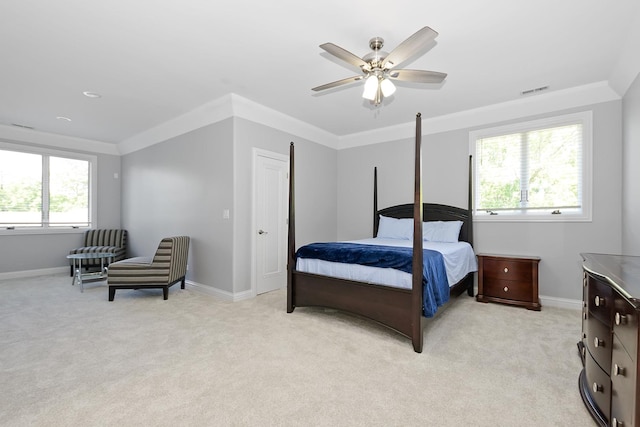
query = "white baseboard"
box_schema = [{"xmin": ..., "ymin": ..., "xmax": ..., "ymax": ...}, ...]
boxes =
[
  {"xmin": 0, "ymin": 271, "xmax": 586, "ymax": 310},
  {"xmin": 471, "ymin": 286, "xmax": 582, "ymax": 310},
  {"xmin": 0, "ymin": 270, "xmax": 258, "ymax": 303},
  {"xmin": 0, "ymin": 266, "xmax": 68, "ymax": 281},
  {"xmin": 539, "ymin": 295, "xmax": 582, "ymax": 310},
  {"xmin": 186, "ymin": 280, "xmax": 255, "ymax": 302}
]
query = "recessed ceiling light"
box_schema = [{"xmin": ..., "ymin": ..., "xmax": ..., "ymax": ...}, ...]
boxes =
[
  {"xmin": 83, "ymin": 91, "xmax": 101, "ymax": 98},
  {"xmin": 57, "ymin": 116, "xmax": 72, "ymax": 122}
]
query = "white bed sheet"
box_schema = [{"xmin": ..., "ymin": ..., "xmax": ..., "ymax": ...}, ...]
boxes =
[{"xmin": 295, "ymin": 237, "xmax": 477, "ymax": 290}]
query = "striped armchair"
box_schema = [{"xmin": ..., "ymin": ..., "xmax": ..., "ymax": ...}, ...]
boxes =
[
  {"xmin": 69, "ymin": 229, "xmax": 127, "ymax": 276},
  {"xmin": 107, "ymin": 236, "xmax": 190, "ymax": 301}
]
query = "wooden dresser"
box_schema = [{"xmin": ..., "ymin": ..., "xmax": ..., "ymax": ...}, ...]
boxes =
[
  {"xmin": 579, "ymin": 253, "xmax": 640, "ymax": 427},
  {"xmin": 476, "ymin": 254, "xmax": 541, "ymax": 311}
]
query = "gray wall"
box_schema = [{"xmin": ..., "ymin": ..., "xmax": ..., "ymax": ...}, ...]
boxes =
[
  {"xmin": 119, "ymin": 117, "xmax": 337, "ymax": 296},
  {"xmin": 0, "ymin": 148, "xmax": 121, "ymax": 274},
  {"xmin": 337, "ymin": 101, "xmax": 622, "ymax": 301},
  {"xmin": 121, "ymin": 119, "xmax": 234, "ymax": 290},
  {"xmin": 233, "ymin": 118, "xmax": 337, "ymax": 293},
  {"xmin": 1, "ymin": 90, "xmax": 631, "ymax": 304},
  {"xmin": 622, "ymin": 72, "xmax": 640, "ymax": 255}
]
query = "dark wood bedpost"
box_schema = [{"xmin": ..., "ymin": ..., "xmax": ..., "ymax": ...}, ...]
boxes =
[
  {"xmin": 467, "ymin": 155, "xmax": 475, "ymax": 296},
  {"xmin": 411, "ymin": 113, "xmax": 424, "ymax": 353},
  {"xmin": 373, "ymin": 167, "xmax": 378, "ymax": 237},
  {"xmin": 287, "ymin": 142, "xmax": 296, "ymax": 313}
]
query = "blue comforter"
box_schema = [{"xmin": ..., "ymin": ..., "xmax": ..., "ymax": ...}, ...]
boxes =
[{"xmin": 295, "ymin": 242, "xmax": 449, "ymax": 317}]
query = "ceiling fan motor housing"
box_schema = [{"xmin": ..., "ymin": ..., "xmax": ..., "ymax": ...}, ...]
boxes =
[{"xmin": 363, "ymin": 37, "xmax": 388, "ymax": 67}]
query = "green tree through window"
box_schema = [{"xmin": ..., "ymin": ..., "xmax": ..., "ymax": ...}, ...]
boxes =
[
  {"xmin": 0, "ymin": 146, "xmax": 94, "ymax": 228},
  {"xmin": 471, "ymin": 112, "xmax": 590, "ymax": 221}
]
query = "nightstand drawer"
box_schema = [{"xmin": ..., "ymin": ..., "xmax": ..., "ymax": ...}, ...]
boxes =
[
  {"xmin": 482, "ymin": 258, "xmax": 533, "ymax": 282},
  {"xmin": 482, "ymin": 279, "xmax": 531, "ymax": 302}
]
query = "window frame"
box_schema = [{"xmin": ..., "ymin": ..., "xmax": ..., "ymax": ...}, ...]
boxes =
[
  {"xmin": 0, "ymin": 141, "xmax": 98, "ymax": 235},
  {"xmin": 469, "ymin": 111, "xmax": 593, "ymax": 223}
]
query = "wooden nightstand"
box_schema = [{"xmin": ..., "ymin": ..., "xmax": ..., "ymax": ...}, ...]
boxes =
[{"xmin": 476, "ymin": 254, "xmax": 541, "ymax": 311}]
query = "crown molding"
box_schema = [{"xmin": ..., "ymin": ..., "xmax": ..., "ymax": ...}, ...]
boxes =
[
  {"xmin": 116, "ymin": 93, "xmax": 339, "ymax": 155},
  {"xmin": 0, "ymin": 123, "xmax": 119, "ymax": 155},
  {"xmin": 609, "ymin": 10, "xmax": 640, "ymax": 97},
  {"xmin": 337, "ymin": 81, "xmax": 621, "ymax": 149},
  {"xmin": 117, "ymin": 94, "xmax": 235, "ymax": 155},
  {"xmin": 230, "ymin": 94, "xmax": 339, "ymax": 149},
  {"xmin": 2, "ymin": 79, "xmax": 627, "ymax": 157}
]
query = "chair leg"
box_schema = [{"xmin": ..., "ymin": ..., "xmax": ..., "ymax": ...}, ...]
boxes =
[
  {"xmin": 70, "ymin": 265, "xmax": 74, "ymax": 277},
  {"xmin": 162, "ymin": 286, "xmax": 169, "ymax": 300},
  {"xmin": 109, "ymin": 287, "xmax": 115, "ymax": 301},
  {"xmin": 181, "ymin": 277, "xmax": 185, "ymax": 289}
]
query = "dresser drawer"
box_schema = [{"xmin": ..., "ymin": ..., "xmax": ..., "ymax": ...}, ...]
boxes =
[
  {"xmin": 585, "ymin": 350, "xmax": 611, "ymax": 418},
  {"xmin": 481, "ymin": 258, "xmax": 534, "ymax": 282},
  {"xmin": 587, "ymin": 275, "xmax": 613, "ymax": 324},
  {"xmin": 611, "ymin": 335, "xmax": 638, "ymax": 427},
  {"xmin": 580, "ymin": 254, "xmax": 640, "ymax": 427},
  {"xmin": 482, "ymin": 279, "xmax": 531, "ymax": 302},
  {"xmin": 613, "ymin": 294, "xmax": 639, "ymax": 358},
  {"xmin": 585, "ymin": 315, "xmax": 612, "ymax": 372}
]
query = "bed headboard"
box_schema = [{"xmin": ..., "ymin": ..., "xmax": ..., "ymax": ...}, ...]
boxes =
[
  {"xmin": 372, "ymin": 155, "xmax": 474, "ymax": 247},
  {"xmin": 374, "ymin": 203, "xmax": 473, "ymax": 246}
]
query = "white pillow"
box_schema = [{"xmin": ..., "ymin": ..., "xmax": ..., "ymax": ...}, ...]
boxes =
[
  {"xmin": 377, "ymin": 215, "xmax": 413, "ymax": 240},
  {"xmin": 423, "ymin": 220, "xmax": 463, "ymax": 243}
]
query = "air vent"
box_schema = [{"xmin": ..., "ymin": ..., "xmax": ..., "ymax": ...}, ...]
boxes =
[
  {"xmin": 11, "ymin": 123, "xmax": 34, "ymax": 130},
  {"xmin": 521, "ymin": 85, "xmax": 549, "ymax": 96}
]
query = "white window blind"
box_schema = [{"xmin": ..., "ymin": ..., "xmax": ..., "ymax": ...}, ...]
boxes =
[{"xmin": 470, "ymin": 111, "xmax": 592, "ymax": 222}]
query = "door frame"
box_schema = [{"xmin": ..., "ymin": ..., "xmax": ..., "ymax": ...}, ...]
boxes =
[{"xmin": 251, "ymin": 148, "xmax": 289, "ymax": 297}]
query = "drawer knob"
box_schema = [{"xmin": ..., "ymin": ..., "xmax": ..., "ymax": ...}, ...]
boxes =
[
  {"xmin": 592, "ymin": 382, "xmax": 603, "ymax": 393},
  {"xmin": 503, "ymin": 286, "xmax": 509, "ymax": 293},
  {"xmin": 615, "ymin": 312, "xmax": 627, "ymax": 326},
  {"xmin": 613, "ymin": 364, "xmax": 626, "ymax": 376},
  {"xmin": 613, "ymin": 418, "xmax": 623, "ymax": 427},
  {"xmin": 594, "ymin": 296, "xmax": 605, "ymax": 307},
  {"xmin": 593, "ymin": 337, "xmax": 604, "ymax": 348},
  {"xmin": 503, "ymin": 267, "xmax": 509, "ymax": 273}
]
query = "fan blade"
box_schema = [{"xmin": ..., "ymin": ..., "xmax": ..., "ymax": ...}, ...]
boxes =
[
  {"xmin": 312, "ymin": 75, "xmax": 364, "ymax": 91},
  {"xmin": 382, "ymin": 26, "xmax": 438, "ymax": 69},
  {"xmin": 388, "ymin": 69, "xmax": 447, "ymax": 83},
  {"xmin": 319, "ymin": 43, "xmax": 369, "ymax": 69}
]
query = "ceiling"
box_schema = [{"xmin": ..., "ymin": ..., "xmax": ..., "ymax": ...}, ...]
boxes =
[{"xmin": 1, "ymin": 0, "xmax": 639, "ymax": 149}]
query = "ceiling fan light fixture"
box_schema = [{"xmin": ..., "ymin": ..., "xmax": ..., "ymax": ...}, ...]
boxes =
[
  {"xmin": 380, "ymin": 78, "xmax": 396, "ymax": 97},
  {"xmin": 362, "ymin": 75, "xmax": 378, "ymax": 101},
  {"xmin": 314, "ymin": 26, "xmax": 446, "ymax": 106}
]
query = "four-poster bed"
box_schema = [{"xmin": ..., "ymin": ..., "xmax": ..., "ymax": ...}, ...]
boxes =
[{"xmin": 286, "ymin": 113, "xmax": 476, "ymax": 353}]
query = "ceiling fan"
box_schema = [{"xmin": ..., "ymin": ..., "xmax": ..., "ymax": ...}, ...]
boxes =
[{"xmin": 312, "ymin": 26, "xmax": 447, "ymax": 106}]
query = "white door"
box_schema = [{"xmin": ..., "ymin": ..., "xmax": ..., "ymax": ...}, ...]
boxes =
[{"xmin": 254, "ymin": 150, "xmax": 288, "ymax": 295}]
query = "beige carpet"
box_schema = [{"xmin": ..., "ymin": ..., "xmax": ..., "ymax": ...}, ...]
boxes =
[{"xmin": 1, "ymin": 274, "xmax": 594, "ymax": 426}]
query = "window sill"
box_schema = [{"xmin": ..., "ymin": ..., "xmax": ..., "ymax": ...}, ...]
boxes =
[
  {"xmin": 473, "ymin": 215, "xmax": 592, "ymax": 223},
  {"xmin": 0, "ymin": 227, "xmax": 89, "ymax": 236}
]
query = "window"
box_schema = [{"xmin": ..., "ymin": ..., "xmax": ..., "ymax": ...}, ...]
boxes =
[
  {"xmin": 0, "ymin": 142, "xmax": 97, "ymax": 231},
  {"xmin": 469, "ymin": 111, "xmax": 592, "ymax": 222}
]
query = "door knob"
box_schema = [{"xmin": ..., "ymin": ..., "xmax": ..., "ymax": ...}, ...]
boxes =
[{"xmin": 258, "ymin": 229, "xmax": 268, "ymax": 235}]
